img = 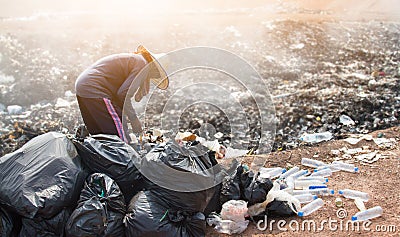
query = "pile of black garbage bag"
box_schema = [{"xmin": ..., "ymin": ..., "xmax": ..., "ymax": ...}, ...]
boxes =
[{"xmin": 0, "ymin": 131, "xmax": 295, "ymax": 236}]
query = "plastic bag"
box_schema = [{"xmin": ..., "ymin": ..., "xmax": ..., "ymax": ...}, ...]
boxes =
[
  {"xmin": 0, "ymin": 132, "xmax": 84, "ymax": 219},
  {"xmin": 73, "ymin": 134, "xmax": 144, "ymax": 201},
  {"xmin": 125, "ymin": 191, "xmax": 206, "ymax": 237},
  {"xmin": 19, "ymin": 209, "xmax": 70, "ymax": 237},
  {"xmin": 66, "ymin": 173, "xmax": 126, "ymax": 237},
  {"xmin": 206, "ymin": 213, "xmax": 249, "ymax": 235},
  {"xmin": 0, "ymin": 207, "xmax": 14, "ymax": 237},
  {"xmin": 125, "ymin": 142, "xmax": 218, "ymax": 237},
  {"xmin": 220, "ymin": 166, "xmax": 273, "ymax": 206}
]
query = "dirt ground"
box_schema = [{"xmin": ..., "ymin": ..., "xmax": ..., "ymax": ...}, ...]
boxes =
[{"xmin": 207, "ymin": 126, "xmax": 400, "ymax": 236}]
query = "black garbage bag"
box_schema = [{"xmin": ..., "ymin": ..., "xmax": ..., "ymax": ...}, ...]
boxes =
[
  {"xmin": 125, "ymin": 191, "xmax": 206, "ymax": 237},
  {"xmin": 0, "ymin": 132, "xmax": 84, "ymax": 219},
  {"xmin": 241, "ymin": 171, "xmax": 273, "ymax": 206},
  {"xmin": 66, "ymin": 173, "xmax": 126, "ymax": 237},
  {"xmin": 0, "ymin": 207, "xmax": 14, "ymax": 237},
  {"xmin": 125, "ymin": 142, "xmax": 218, "ymax": 237},
  {"xmin": 73, "ymin": 134, "xmax": 144, "ymax": 201},
  {"xmin": 220, "ymin": 165, "xmax": 244, "ymax": 205},
  {"xmin": 19, "ymin": 209, "xmax": 70, "ymax": 237},
  {"xmin": 219, "ymin": 165, "xmax": 273, "ymax": 206},
  {"xmin": 265, "ymin": 200, "xmax": 295, "ymax": 217}
]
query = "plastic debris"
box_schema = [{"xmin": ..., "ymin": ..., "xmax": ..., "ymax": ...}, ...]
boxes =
[
  {"xmin": 352, "ymin": 206, "xmax": 383, "ymax": 221},
  {"xmin": 339, "ymin": 115, "xmax": 355, "ymax": 126}
]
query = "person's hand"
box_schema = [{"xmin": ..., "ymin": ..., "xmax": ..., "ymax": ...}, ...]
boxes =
[
  {"xmin": 216, "ymin": 145, "xmax": 226, "ymax": 159},
  {"xmin": 134, "ymin": 78, "xmax": 150, "ymax": 102}
]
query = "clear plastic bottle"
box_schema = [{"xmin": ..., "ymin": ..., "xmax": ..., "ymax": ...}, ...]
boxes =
[
  {"xmin": 293, "ymin": 194, "xmax": 318, "ymax": 204},
  {"xmin": 287, "ymin": 169, "xmax": 308, "ymax": 180},
  {"xmin": 298, "ymin": 176, "xmax": 329, "ymax": 183},
  {"xmin": 259, "ymin": 167, "xmax": 286, "ymax": 179},
  {"xmin": 291, "ymin": 188, "xmax": 334, "ymax": 196},
  {"xmin": 297, "ymin": 198, "xmax": 324, "ymax": 217},
  {"xmin": 314, "ymin": 164, "xmax": 340, "ymax": 173},
  {"xmin": 299, "ymin": 132, "xmax": 333, "ymax": 143},
  {"xmin": 310, "ymin": 168, "xmax": 332, "ymax": 177},
  {"xmin": 352, "ymin": 206, "xmax": 383, "ymax": 221},
  {"xmin": 301, "ymin": 158, "xmax": 327, "ymax": 168},
  {"xmin": 279, "ymin": 166, "xmax": 299, "ymax": 179},
  {"xmin": 338, "ymin": 189, "xmax": 369, "ymax": 201},
  {"xmin": 294, "ymin": 180, "xmax": 326, "ymax": 189},
  {"xmin": 332, "ymin": 161, "xmax": 359, "ymax": 173}
]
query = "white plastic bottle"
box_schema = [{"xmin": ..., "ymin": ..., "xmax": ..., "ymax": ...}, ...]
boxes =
[
  {"xmin": 352, "ymin": 206, "xmax": 383, "ymax": 221},
  {"xmin": 293, "ymin": 194, "xmax": 318, "ymax": 204},
  {"xmin": 299, "ymin": 132, "xmax": 333, "ymax": 143},
  {"xmin": 297, "ymin": 198, "xmax": 324, "ymax": 217},
  {"xmin": 279, "ymin": 166, "xmax": 299, "ymax": 179},
  {"xmin": 291, "ymin": 188, "xmax": 334, "ymax": 196},
  {"xmin": 259, "ymin": 167, "xmax": 286, "ymax": 179},
  {"xmin": 332, "ymin": 161, "xmax": 359, "ymax": 173},
  {"xmin": 301, "ymin": 158, "xmax": 327, "ymax": 168},
  {"xmin": 310, "ymin": 168, "xmax": 332, "ymax": 177},
  {"xmin": 298, "ymin": 176, "xmax": 329, "ymax": 183},
  {"xmin": 287, "ymin": 169, "xmax": 308, "ymax": 180},
  {"xmin": 338, "ymin": 189, "xmax": 369, "ymax": 201},
  {"xmin": 294, "ymin": 180, "xmax": 326, "ymax": 189}
]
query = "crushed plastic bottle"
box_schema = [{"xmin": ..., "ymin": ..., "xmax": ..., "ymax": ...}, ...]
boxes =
[
  {"xmin": 352, "ymin": 206, "xmax": 383, "ymax": 221},
  {"xmin": 301, "ymin": 158, "xmax": 327, "ymax": 168},
  {"xmin": 279, "ymin": 166, "xmax": 299, "ymax": 179},
  {"xmin": 338, "ymin": 189, "xmax": 369, "ymax": 201},
  {"xmin": 310, "ymin": 168, "xmax": 332, "ymax": 177},
  {"xmin": 299, "ymin": 132, "xmax": 333, "ymax": 143},
  {"xmin": 297, "ymin": 198, "xmax": 324, "ymax": 217},
  {"xmin": 332, "ymin": 161, "xmax": 359, "ymax": 173},
  {"xmin": 293, "ymin": 194, "xmax": 318, "ymax": 204}
]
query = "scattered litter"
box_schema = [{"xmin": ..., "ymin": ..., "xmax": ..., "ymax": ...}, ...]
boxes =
[
  {"xmin": 354, "ymin": 198, "xmax": 367, "ymax": 211},
  {"xmin": 339, "ymin": 115, "xmax": 355, "ymax": 126},
  {"xmin": 352, "ymin": 206, "xmax": 383, "ymax": 221},
  {"xmin": 6, "ymin": 105, "xmax": 23, "ymax": 115}
]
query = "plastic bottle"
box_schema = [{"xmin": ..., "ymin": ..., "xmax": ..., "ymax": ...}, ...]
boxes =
[
  {"xmin": 310, "ymin": 168, "xmax": 332, "ymax": 177},
  {"xmin": 287, "ymin": 169, "xmax": 308, "ymax": 180},
  {"xmin": 314, "ymin": 164, "xmax": 340, "ymax": 173},
  {"xmin": 299, "ymin": 132, "xmax": 333, "ymax": 143},
  {"xmin": 298, "ymin": 176, "xmax": 329, "ymax": 183},
  {"xmin": 297, "ymin": 198, "xmax": 324, "ymax": 217},
  {"xmin": 293, "ymin": 194, "xmax": 318, "ymax": 204},
  {"xmin": 338, "ymin": 189, "xmax": 369, "ymax": 201},
  {"xmin": 294, "ymin": 180, "xmax": 326, "ymax": 189},
  {"xmin": 279, "ymin": 166, "xmax": 299, "ymax": 179},
  {"xmin": 301, "ymin": 158, "xmax": 327, "ymax": 168},
  {"xmin": 332, "ymin": 161, "xmax": 359, "ymax": 173},
  {"xmin": 292, "ymin": 188, "xmax": 334, "ymax": 196},
  {"xmin": 352, "ymin": 206, "xmax": 383, "ymax": 221},
  {"xmin": 259, "ymin": 167, "xmax": 286, "ymax": 179}
]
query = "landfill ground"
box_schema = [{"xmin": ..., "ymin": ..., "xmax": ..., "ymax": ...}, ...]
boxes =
[
  {"xmin": 207, "ymin": 126, "xmax": 400, "ymax": 236},
  {"xmin": 0, "ymin": 1, "xmax": 400, "ymax": 236}
]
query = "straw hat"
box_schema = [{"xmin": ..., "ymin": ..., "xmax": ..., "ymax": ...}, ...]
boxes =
[{"xmin": 136, "ymin": 45, "xmax": 169, "ymax": 90}]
